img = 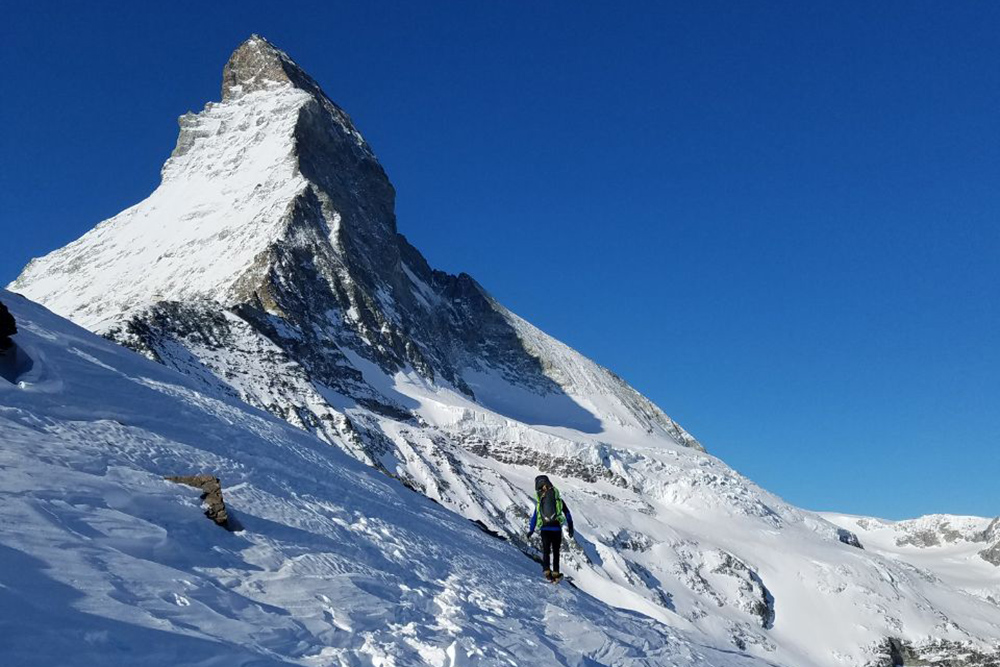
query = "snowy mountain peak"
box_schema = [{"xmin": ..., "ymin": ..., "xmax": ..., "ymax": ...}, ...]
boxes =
[
  {"xmin": 12, "ymin": 35, "xmax": 385, "ymax": 331},
  {"xmin": 11, "ymin": 35, "xmax": 681, "ymax": 447}
]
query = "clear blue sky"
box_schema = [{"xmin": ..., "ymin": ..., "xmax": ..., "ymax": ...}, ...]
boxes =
[{"xmin": 3, "ymin": 2, "xmax": 998, "ymax": 520}]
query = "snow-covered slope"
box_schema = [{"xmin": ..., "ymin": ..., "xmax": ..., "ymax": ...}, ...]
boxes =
[
  {"xmin": 13, "ymin": 85, "xmax": 312, "ymax": 332},
  {"xmin": 0, "ymin": 291, "xmax": 765, "ymax": 667},
  {"xmin": 10, "ymin": 36, "xmax": 1000, "ymax": 666},
  {"xmin": 823, "ymin": 513, "xmax": 1000, "ymax": 607}
]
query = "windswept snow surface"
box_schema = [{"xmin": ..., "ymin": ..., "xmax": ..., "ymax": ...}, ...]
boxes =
[
  {"xmin": 0, "ymin": 292, "xmax": 766, "ymax": 667},
  {"xmin": 11, "ymin": 84, "xmax": 312, "ymax": 332}
]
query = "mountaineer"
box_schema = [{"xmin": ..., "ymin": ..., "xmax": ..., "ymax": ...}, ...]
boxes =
[{"xmin": 527, "ymin": 474, "xmax": 575, "ymax": 582}]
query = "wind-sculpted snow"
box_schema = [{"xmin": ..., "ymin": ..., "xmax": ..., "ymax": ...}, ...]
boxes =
[
  {"xmin": 10, "ymin": 35, "xmax": 1000, "ymax": 665},
  {"xmin": 0, "ymin": 292, "xmax": 770, "ymax": 667},
  {"xmin": 13, "ymin": 85, "xmax": 312, "ymax": 332}
]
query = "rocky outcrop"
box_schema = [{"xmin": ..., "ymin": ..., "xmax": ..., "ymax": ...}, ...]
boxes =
[
  {"xmin": 976, "ymin": 517, "xmax": 1000, "ymax": 566},
  {"xmin": 978, "ymin": 517, "xmax": 1000, "ymax": 544},
  {"xmin": 881, "ymin": 515, "xmax": 1000, "ymax": 566},
  {"xmin": 980, "ymin": 542, "xmax": 1000, "ymax": 567},
  {"xmin": 166, "ymin": 474, "xmax": 231, "ymax": 529},
  {"xmin": 673, "ymin": 544, "xmax": 776, "ymax": 651},
  {"xmin": 221, "ymin": 34, "xmax": 329, "ymax": 104},
  {"xmin": 897, "ymin": 529, "xmax": 946, "ymax": 548},
  {"xmin": 0, "ymin": 300, "xmax": 16, "ymax": 350},
  {"xmin": 712, "ymin": 553, "xmax": 776, "ymax": 631},
  {"xmin": 838, "ymin": 528, "xmax": 864, "ymax": 549},
  {"xmin": 873, "ymin": 638, "xmax": 915, "ymax": 667},
  {"xmin": 894, "ymin": 516, "xmax": 982, "ymax": 548},
  {"xmin": 0, "ymin": 300, "xmax": 20, "ymax": 383},
  {"xmin": 870, "ymin": 638, "xmax": 1000, "ymax": 667}
]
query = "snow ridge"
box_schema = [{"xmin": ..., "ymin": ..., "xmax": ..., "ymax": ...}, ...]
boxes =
[{"xmin": 13, "ymin": 83, "xmax": 311, "ymax": 330}]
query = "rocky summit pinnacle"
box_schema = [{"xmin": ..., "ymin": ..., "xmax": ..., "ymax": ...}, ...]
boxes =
[{"xmin": 221, "ymin": 34, "xmax": 324, "ymax": 101}]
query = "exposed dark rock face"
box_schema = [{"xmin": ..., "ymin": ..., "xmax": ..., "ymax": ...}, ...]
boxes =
[
  {"xmin": 708, "ymin": 553, "xmax": 776, "ymax": 631},
  {"xmin": 885, "ymin": 516, "xmax": 1000, "ymax": 568},
  {"xmin": 838, "ymin": 527, "xmax": 865, "ymax": 549},
  {"xmin": 869, "ymin": 638, "xmax": 1000, "ymax": 667},
  {"xmin": 611, "ymin": 529, "xmax": 654, "ymax": 553},
  {"xmin": 895, "ymin": 517, "xmax": 973, "ymax": 549},
  {"xmin": 0, "ymin": 300, "xmax": 16, "ymax": 350},
  {"xmin": 463, "ymin": 438, "xmax": 630, "ymax": 488},
  {"xmin": 166, "ymin": 474, "xmax": 231, "ymax": 529},
  {"xmin": 887, "ymin": 637, "xmax": 913, "ymax": 666},
  {"xmin": 471, "ymin": 519, "xmax": 506, "ymax": 540},
  {"xmin": 0, "ymin": 301, "xmax": 20, "ymax": 383},
  {"xmin": 897, "ymin": 529, "xmax": 944, "ymax": 548},
  {"xmin": 977, "ymin": 517, "xmax": 1000, "ymax": 567},
  {"xmin": 980, "ymin": 542, "xmax": 1000, "ymax": 567},
  {"xmin": 978, "ymin": 517, "xmax": 1000, "ymax": 544}
]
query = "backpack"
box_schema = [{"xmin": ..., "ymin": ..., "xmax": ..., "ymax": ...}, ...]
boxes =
[{"xmin": 535, "ymin": 475, "xmax": 565, "ymax": 527}]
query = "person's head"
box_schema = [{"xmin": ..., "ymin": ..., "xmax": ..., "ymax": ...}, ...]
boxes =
[{"xmin": 534, "ymin": 474, "xmax": 551, "ymax": 493}]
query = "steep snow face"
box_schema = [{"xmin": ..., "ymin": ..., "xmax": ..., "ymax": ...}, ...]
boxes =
[
  {"xmin": 13, "ymin": 83, "xmax": 312, "ymax": 331},
  {"xmin": 10, "ymin": 36, "xmax": 1000, "ymax": 666},
  {"xmin": 0, "ymin": 291, "xmax": 767, "ymax": 667}
]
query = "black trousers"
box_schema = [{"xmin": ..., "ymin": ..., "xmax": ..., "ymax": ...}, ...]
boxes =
[{"xmin": 541, "ymin": 530, "xmax": 563, "ymax": 572}]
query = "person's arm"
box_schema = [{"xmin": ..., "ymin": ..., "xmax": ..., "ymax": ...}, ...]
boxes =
[
  {"xmin": 563, "ymin": 501, "xmax": 574, "ymax": 536},
  {"xmin": 528, "ymin": 507, "xmax": 538, "ymax": 535}
]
